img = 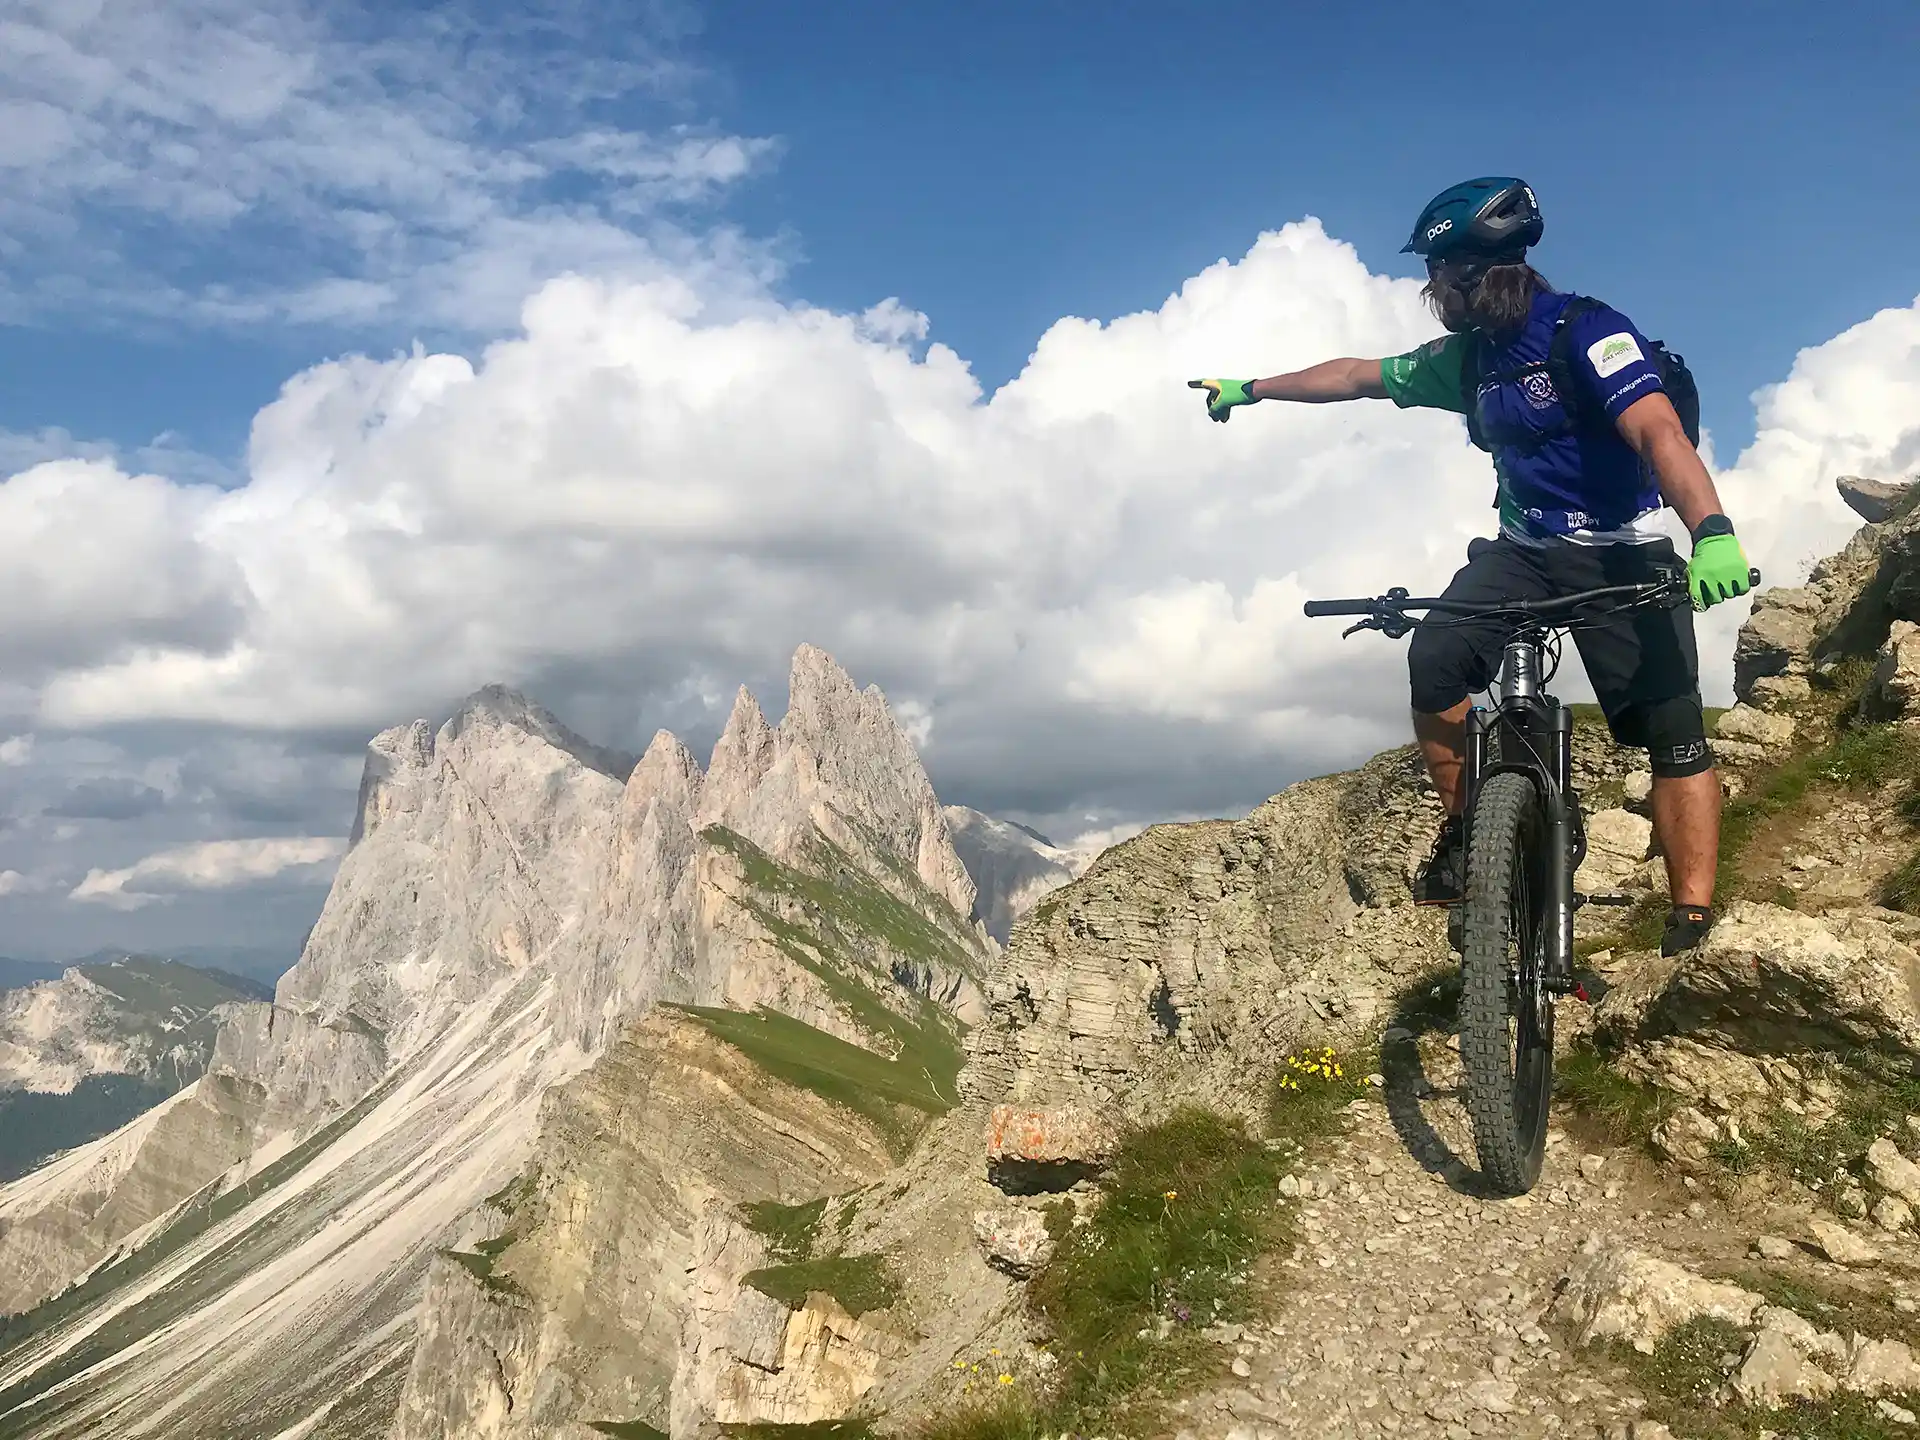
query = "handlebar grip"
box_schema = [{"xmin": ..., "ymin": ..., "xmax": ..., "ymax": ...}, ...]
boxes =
[{"xmin": 1302, "ymin": 598, "xmax": 1380, "ymax": 618}]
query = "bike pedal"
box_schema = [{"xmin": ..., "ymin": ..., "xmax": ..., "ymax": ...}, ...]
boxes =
[{"xmin": 1574, "ymin": 891, "xmax": 1635, "ymax": 908}]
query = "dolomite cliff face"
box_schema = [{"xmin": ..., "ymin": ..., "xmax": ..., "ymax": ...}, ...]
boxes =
[
  {"xmin": 0, "ymin": 647, "xmax": 991, "ymax": 1440},
  {"xmin": 390, "ymin": 1011, "xmax": 901, "ymax": 1439}
]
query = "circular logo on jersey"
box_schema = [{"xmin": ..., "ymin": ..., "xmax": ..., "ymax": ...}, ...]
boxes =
[{"xmin": 1520, "ymin": 372, "xmax": 1557, "ymax": 409}]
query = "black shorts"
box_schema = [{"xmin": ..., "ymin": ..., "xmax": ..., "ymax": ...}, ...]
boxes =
[{"xmin": 1406, "ymin": 535, "xmax": 1703, "ymax": 751}]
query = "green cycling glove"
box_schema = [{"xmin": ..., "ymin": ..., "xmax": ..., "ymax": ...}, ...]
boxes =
[
  {"xmin": 1687, "ymin": 524, "xmax": 1751, "ymax": 611},
  {"xmin": 1188, "ymin": 377, "xmax": 1259, "ymax": 423}
]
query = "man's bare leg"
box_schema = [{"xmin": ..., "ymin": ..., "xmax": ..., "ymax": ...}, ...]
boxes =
[
  {"xmin": 1414, "ymin": 700, "xmax": 1473, "ymax": 815},
  {"xmin": 1650, "ymin": 768, "xmax": 1719, "ymax": 907}
]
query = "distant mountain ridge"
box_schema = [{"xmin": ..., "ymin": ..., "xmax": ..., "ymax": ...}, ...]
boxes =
[
  {"xmin": 943, "ymin": 804, "xmax": 1098, "ymax": 943},
  {"xmin": 0, "ymin": 949, "xmax": 294, "ymax": 995},
  {"xmin": 0, "ymin": 961, "xmax": 65, "ymax": 993},
  {"xmin": 0, "ymin": 956, "xmax": 271, "ymax": 1181}
]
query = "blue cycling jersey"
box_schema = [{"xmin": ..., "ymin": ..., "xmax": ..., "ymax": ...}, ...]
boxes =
[{"xmin": 1381, "ymin": 289, "xmax": 1668, "ymax": 544}]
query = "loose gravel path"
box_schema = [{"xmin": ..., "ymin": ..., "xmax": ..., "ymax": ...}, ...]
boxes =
[{"xmin": 1164, "ymin": 1031, "xmax": 1743, "ymax": 1440}]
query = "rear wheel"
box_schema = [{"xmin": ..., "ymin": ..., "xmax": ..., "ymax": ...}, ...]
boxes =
[{"xmin": 1458, "ymin": 771, "xmax": 1554, "ymax": 1194}]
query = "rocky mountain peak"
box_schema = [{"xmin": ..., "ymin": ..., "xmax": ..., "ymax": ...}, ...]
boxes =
[
  {"xmin": 350, "ymin": 718, "xmax": 436, "ymax": 846},
  {"xmin": 699, "ymin": 686, "xmax": 776, "ymax": 829},
  {"xmin": 629, "ymin": 728, "xmax": 705, "ymax": 815},
  {"xmin": 442, "ymin": 683, "xmax": 637, "ymax": 780}
]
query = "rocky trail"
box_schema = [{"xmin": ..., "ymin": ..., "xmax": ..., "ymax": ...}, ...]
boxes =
[
  {"xmin": 1170, "ymin": 1036, "xmax": 1711, "ymax": 1440},
  {"xmin": 1166, "ymin": 1040, "xmax": 1920, "ymax": 1440}
]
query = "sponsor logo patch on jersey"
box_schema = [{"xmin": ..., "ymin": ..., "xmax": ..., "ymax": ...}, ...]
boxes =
[
  {"xmin": 1587, "ymin": 331, "xmax": 1645, "ymax": 379},
  {"xmin": 1520, "ymin": 371, "xmax": 1557, "ymax": 409}
]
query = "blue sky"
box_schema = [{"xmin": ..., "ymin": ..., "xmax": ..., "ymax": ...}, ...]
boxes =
[
  {"xmin": 2, "ymin": 0, "xmax": 1918, "ymax": 961},
  {"xmin": 5, "ymin": 1, "xmax": 1917, "ymax": 468}
]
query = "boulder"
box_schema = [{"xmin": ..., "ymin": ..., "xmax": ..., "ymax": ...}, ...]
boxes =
[
  {"xmin": 1750, "ymin": 673, "xmax": 1813, "ymax": 713},
  {"xmin": 1551, "ymin": 1241, "xmax": 1762, "ymax": 1351},
  {"xmin": 1839, "ymin": 476, "xmax": 1916, "ymax": 525},
  {"xmin": 1715, "ymin": 704, "xmax": 1796, "ymax": 749},
  {"xmin": 1598, "ymin": 902, "xmax": 1920, "ymax": 1062},
  {"xmin": 971, "ymin": 1207, "xmax": 1054, "ymax": 1278},
  {"xmin": 1734, "ymin": 1324, "xmax": 1838, "ymax": 1404},
  {"xmin": 1874, "ymin": 1195, "xmax": 1913, "ymax": 1233},
  {"xmin": 1735, "ymin": 588, "xmax": 1822, "ymax": 701},
  {"xmin": 985, "ymin": 1103, "xmax": 1116, "ymax": 1192},
  {"xmin": 1576, "ymin": 809, "xmax": 1654, "ymax": 893},
  {"xmin": 1650, "ymin": 1105, "xmax": 1735, "ymax": 1171},
  {"xmin": 1712, "ymin": 738, "xmax": 1773, "ymax": 768},
  {"xmin": 1867, "ymin": 1138, "xmax": 1920, "ymax": 1209},
  {"xmin": 1850, "ymin": 1335, "xmax": 1920, "ymax": 1396},
  {"xmin": 1756, "ymin": 1304, "xmax": 1850, "ymax": 1367},
  {"xmin": 1810, "ymin": 1218, "xmax": 1881, "ymax": 1266},
  {"xmin": 1862, "ymin": 620, "xmax": 1920, "ymax": 722},
  {"xmin": 1622, "ymin": 770, "xmax": 1653, "ymax": 811}
]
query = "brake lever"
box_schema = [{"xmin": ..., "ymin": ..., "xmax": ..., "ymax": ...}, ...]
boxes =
[{"xmin": 1341, "ymin": 616, "xmax": 1381, "ymax": 639}]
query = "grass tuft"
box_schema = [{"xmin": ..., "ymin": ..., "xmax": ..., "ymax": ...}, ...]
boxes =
[
  {"xmin": 1612, "ymin": 1311, "xmax": 1920, "ymax": 1438},
  {"xmin": 1555, "ymin": 1045, "xmax": 1676, "ymax": 1151},
  {"xmin": 588, "ymin": 1422, "xmax": 670, "ymax": 1439},
  {"xmin": 741, "ymin": 1197, "xmax": 828, "ymax": 1265},
  {"xmin": 1731, "ymin": 1054, "xmax": 1920, "ymax": 1198},
  {"xmin": 673, "ymin": 1003, "xmax": 953, "ymax": 1159},
  {"xmin": 1718, "ymin": 1266, "xmax": 1920, "ymax": 1352},
  {"xmin": 743, "ymin": 1255, "xmax": 901, "ymax": 1318},
  {"xmin": 918, "ymin": 1050, "xmax": 1362, "ymax": 1439},
  {"xmin": 440, "ymin": 1248, "xmax": 527, "ymax": 1300}
]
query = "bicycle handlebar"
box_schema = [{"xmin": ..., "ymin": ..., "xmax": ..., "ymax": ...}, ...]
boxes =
[
  {"xmin": 1303, "ymin": 568, "xmax": 1762, "ymax": 630},
  {"xmin": 1301, "ymin": 597, "xmax": 1382, "ymax": 618}
]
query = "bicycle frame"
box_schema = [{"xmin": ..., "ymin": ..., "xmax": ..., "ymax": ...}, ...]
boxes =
[{"xmin": 1459, "ymin": 621, "xmax": 1584, "ymax": 994}]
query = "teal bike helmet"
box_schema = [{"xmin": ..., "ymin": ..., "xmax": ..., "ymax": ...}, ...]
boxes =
[{"xmin": 1403, "ymin": 177, "xmax": 1543, "ymax": 261}]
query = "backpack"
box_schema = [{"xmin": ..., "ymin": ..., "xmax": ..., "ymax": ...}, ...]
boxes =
[{"xmin": 1459, "ymin": 295, "xmax": 1700, "ymax": 453}]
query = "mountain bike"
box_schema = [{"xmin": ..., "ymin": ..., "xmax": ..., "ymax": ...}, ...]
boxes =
[{"xmin": 1302, "ymin": 556, "xmax": 1759, "ymax": 1194}]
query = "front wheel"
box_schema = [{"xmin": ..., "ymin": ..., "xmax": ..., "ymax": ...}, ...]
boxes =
[{"xmin": 1457, "ymin": 771, "xmax": 1554, "ymax": 1195}]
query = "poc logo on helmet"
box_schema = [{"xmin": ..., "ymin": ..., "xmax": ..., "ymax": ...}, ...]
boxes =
[{"xmin": 1426, "ymin": 218, "xmax": 1453, "ymax": 243}]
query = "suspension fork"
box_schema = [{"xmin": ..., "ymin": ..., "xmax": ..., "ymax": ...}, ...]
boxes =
[
  {"xmin": 1543, "ymin": 703, "xmax": 1576, "ymax": 986},
  {"xmin": 1463, "ymin": 706, "xmax": 1489, "ymax": 817}
]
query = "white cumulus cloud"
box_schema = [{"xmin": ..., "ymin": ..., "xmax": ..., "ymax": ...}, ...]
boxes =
[
  {"xmin": 70, "ymin": 835, "xmax": 346, "ymax": 910},
  {"xmin": 3, "ymin": 220, "xmax": 1917, "ymax": 887}
]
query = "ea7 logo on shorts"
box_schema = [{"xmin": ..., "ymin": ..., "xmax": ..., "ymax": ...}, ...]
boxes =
[
  {"xmin": 1587, "ymin": 331, "xmax": 1645, "ymax": 379},
  {"xmin": 1426, "ymin": 218, "xmax": 1452, "ymax": 242}
]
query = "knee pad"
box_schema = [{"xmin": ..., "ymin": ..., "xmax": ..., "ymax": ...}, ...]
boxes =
[{"xmin": 1635, "ymin": 696, "xmax": 1714, "ymax": 778}]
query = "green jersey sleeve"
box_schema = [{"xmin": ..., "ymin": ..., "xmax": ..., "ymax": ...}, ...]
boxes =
[{"xmin": 1380, "ymin": 335, "xmax": 1469, "ymax": 413}]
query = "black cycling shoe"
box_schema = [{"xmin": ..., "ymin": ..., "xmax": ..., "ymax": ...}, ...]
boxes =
[
  {"xmin": 1415, "ymin": 815, "xmax": 1467, "ymax": 907},
  {"xmin": 1661, "ymin": 904, "xmax": 1715, "ymax": 957}
]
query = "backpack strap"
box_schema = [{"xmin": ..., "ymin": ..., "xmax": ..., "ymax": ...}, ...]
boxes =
[
  {"xmin": 1459, "ymin": 333, "xmax": 1491, "ymax": 452},
  {"xmin": 1545, "ymin": 295, "xmax": 1604, "ymax": 431}
]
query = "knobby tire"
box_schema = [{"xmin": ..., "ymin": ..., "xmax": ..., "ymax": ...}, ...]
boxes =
[{"xmin": 1458, "ymin": 771, "xmax": 1554, "ymax": 1195}]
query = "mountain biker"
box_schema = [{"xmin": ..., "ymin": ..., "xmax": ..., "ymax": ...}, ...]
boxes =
[{"xmin": 1191, "ymin": 178, "xmax": 1751, "ymax": 958}]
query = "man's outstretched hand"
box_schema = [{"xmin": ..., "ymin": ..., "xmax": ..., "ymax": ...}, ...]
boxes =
[{"xmin": 1188, "ymin": 378, "xmax": 1258, "ymax": 423}]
